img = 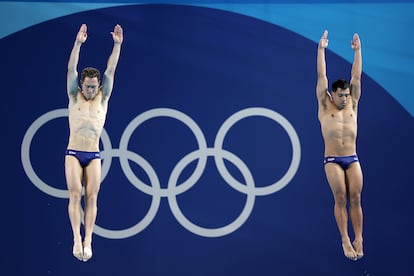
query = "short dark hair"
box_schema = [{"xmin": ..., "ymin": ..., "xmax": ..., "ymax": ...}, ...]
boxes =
[
  {"xmin": 81, "ymin": 67, "xmax": 101, "ymax": 83},
  {"xmin": 332, "ymin": 79, "xmax": 350, "ymax": 92}
]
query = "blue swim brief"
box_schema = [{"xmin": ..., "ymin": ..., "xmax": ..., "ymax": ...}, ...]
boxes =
[
  {"xmin": 66, "ymin": 149, "xmax": 101, "ymax": 168},
  {"xmin": 323, "ymin": 155, "xmax": 359, "ymax": 170}
]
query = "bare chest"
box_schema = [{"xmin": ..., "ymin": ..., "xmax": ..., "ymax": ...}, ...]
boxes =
[
  {"xmin": 68, "ymin": 93, "xmax": 108, "ymax": 127},
  {"xmin": 72, "ymin": 101, "xmax": 105, "ymax": 118},
  {"xmin": 320, "ymin": 109, "xmax": 357, "ymax": 138},
  {"xmin": 324, "ymin": 110, "xmax": 356, "ymax": 125}
]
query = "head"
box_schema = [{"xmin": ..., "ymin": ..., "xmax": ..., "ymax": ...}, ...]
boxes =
[
  {"xmin": 80, "ymin": 67, "xmax": 101, "ymax": 100},
  {"xmin": 331, "ymin": 79, "xmax": 351, "ymax": 109}
]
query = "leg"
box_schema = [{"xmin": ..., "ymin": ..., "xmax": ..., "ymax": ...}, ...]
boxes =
[
  {"xmin": 324, "ymin": 163, "xmax": 357, "ymax": 260},
  {"xmin": 65, "ymin": 156, "xmax": 84, "ymax": 261},
  {"xmin": 346, "ymin": 162, "xmax": 364, "ymax": 259},
  {"xmin": 82, "ymin": 159, "xmax": 102, "ymax": 261}
]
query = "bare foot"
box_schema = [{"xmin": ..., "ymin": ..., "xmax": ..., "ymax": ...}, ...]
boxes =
[
  {"xmin": 342, "ymin": 239, "xmax": 357, "ymax": 261},
  {"xmin": 83, "ymin": 242, "xmax": 93, "ymax": 262},
  {"xmin": 353, "ymin": 239, "xmax": 364, "ymax": 259},
  {"xmin": 73, "ymin": 240, "xmax": 83, "ymax": 261}
]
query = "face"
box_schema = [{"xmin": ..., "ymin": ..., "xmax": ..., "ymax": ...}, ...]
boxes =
[
  {"xmin": 81, "ymin": 77, "xmax": 99, "ymax": 100},
  {"xmin": 333, "ymin": 88, "xmax": 350, "ymax": 109}
]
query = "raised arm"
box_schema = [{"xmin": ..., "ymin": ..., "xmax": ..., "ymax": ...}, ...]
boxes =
[
  {"xmin": 101, "ymin": 24, "xmax": 123, "ymax": 99},
  {"xmin": 67, "ymin": 24, "xmax": 87, "ymax": 97},
  {"xmin": 350, "ymin": 33, "xmax": 362, "ymax": 108},
  {"xmin": 316, "ymin": 30, "xmax": 330, "ymax": 110}
]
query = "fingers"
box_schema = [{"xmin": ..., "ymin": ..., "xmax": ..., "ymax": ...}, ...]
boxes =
[
  {"xmin": 77, "ymin": 24, "xmax": 87, "ymax": 43},
  {"xmin": 111, "ymin": 24, "xmax": 123, "ymax": 43},
  {"xmin": 114, "ymin": 24, "xmax": 123, "ymax": 34},
  {"xmin": 319, "ymin": 29, "xmax": 328, "ymax": 48},
  {"xmin": 353, "ymin": 33, "xmax": 359, "ymax": 40},
  {"xmin": 76, "ymin": 24, "xmax": 123, "ymax": 43},
  {"xmin": 352, "ymin": 33, "xmax": 359, "ymax": 44},
  {"xmin": 80, "ymin": 23, "xmax": 87, "ymax": 33},
  {"xmin": 79, "ymin": 24, "xmax": 87, "ymax": 37},
  {"xmin": 111, "ymin": 24, "xmax": 122, "ymax": 35},
  {"xmin": 351, "ymin": 33, "xmax": 361, "ymax": 50}
]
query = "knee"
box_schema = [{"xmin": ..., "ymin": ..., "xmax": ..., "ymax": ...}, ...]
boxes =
[
  {"xmin": 334, "ymin": 193, "xmax": 347, "ymax": 206},
  {"xmin": 85, "ymin": 183, "xmax": 100, "ymax": 204},
  {"xmin": 85, "ymin": 192, "xmax": 98, "ymax": 205},
  {"xmin": 349, "ymin": 192, "xmax": 362, "ymax": 207},
  {"xmin": 68, "ymin": 188, "xmax": 82, "ymax": 203}
]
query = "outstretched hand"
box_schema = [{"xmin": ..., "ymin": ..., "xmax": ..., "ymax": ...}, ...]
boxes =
[
  {"xmin": 351, "ymin": 33, "xmax": 361, "ymax": 51},
  {"xmin": 319, "ymin": 30, "xmax": 328, "ymax": 49},
  {"xmin": 76, "ymin": 24, "xmax": 87, "ymax": 44},
  {"xmin": 111, "ymin": 24, "xmax": 123, "ymax": 44}
]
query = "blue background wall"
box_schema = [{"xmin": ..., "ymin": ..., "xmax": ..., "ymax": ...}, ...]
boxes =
[{"xmin": 1, "ymin": 1, "xmax": 413, "ymax": 275}]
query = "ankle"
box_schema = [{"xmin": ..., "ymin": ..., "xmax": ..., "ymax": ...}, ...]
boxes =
[
  {"xmin": 74, "ymin": 237, "xmax": 82, "ymax": 244},
  {"xmin": 353, "ymin": 238, "xmax": 363, "ymax": 243},
  {"xmin": 83, "ymin": 238, "xmax": 92, "ymax": 247}
]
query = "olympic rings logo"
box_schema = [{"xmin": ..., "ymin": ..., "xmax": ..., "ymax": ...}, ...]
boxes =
[{"xmin": 21, "ymin": 107, "xmax": 301, "ymax": 239}]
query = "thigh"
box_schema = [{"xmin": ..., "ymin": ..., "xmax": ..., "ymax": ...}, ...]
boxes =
[
  {"xmin": 325, "ymin": 163, "xmax": 347, "ymax": 194},
  {"xmin": 346, "ymin": 162, "xmax": 363, "ymax": 195},
  {"xmin": 65, "ymin": 155, "xmax": 83, "ymax": 192},
  {"xmin": 84, "ymin": 159, "xmax": 102, "ymax": 195}
]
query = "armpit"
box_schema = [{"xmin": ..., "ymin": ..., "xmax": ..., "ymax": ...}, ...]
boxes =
[
  {"xmin": 319, "ymin": 89, "xmax": 330, "ymax": 110},
  {"xmin": 69, "ymin": 90, "xmax": 79, "ymax": 103},
  {"xmin": 352, "ymin": 97, "xmax": 359, "ymax": 111}
]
